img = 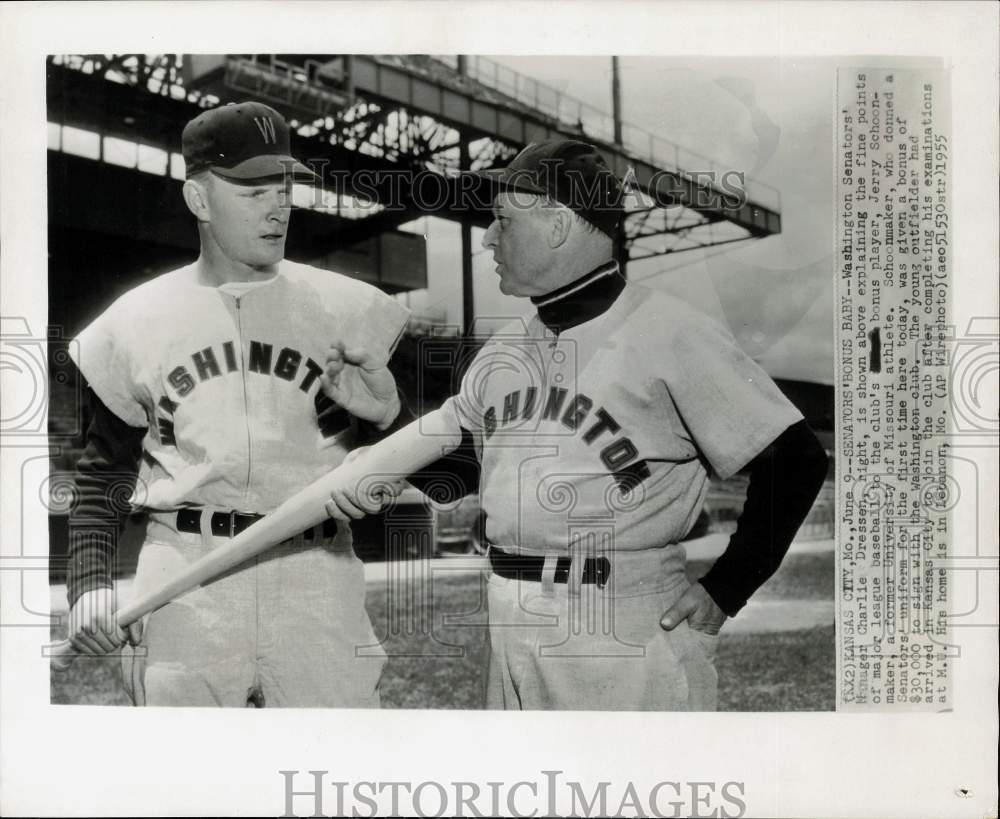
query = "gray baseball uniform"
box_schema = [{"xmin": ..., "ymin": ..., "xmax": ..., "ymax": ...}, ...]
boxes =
[
  {"xmin": 70, "ymin": 259, "xmax": 409, "ymax": 706},
  {"xmin": 440, "ymin": 267, "xmax": 802, "ymax": 709}
]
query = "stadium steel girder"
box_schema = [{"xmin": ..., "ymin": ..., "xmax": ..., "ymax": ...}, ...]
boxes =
[
  {"xmin": 46, "ymin": 61, "xmax": 493, "ymax": 252},
  {"xmin": 339, "ymin": 54, "xmax": 781, "ymax": 261},
  {"xmin": 621, "ymin": 208, "xmax": 748, "ymax": 261},
  {"xmin": 47, "ymin": 54, "xmax": 781, "ymax": 266}
]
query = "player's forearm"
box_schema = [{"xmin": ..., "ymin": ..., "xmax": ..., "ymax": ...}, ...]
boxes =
[
  {"xmin": 348, "ymin": 406, "xmax": 465, "ymax": 478},
  {"xmin": 698, "ymin": 419, "xmax": 829, "ymax": 616},
  {"xmin": 357, "ymin": 393, "xmax": 478, "ymax": 502},
  {"xmin": 67, "ymin": 390, "xmax": 145, "ymax": 607}
]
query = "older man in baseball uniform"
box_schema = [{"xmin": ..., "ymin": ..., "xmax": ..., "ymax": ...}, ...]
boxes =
[
  {"xmin": 329, "ymin": 139, "xmax": 828, "ymax": 711},
  {"xmin": 65, "ymin": 101, "xmax": 409, "ymax": 707}
]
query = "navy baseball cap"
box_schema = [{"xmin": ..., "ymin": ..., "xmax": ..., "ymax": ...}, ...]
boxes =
[
  {"xmin": 470, "ymin": 139, "xmax": 624, "ymax": 237},
  {"xmin": 181, "ymin": 101, "xmax": 318, "ymax": 182}
]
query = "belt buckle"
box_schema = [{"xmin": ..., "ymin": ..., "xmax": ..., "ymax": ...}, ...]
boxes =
[{"xmin": 228, "ymin": 511, "xmax": 238, "ymax": 538}]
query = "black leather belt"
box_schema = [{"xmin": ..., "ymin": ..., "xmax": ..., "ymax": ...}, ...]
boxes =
[
  {"xmin": 489, "ymin": 547, "xmax": 610, "ymax": 588},
  {"xmin": 176, "ymin": 509, "xmax": 337, "ymax": 540}
]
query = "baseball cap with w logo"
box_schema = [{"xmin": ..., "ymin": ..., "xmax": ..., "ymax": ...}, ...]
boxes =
[{"xmin": 182, "ymin": 101, "xmax": 318, "ymax": 182}]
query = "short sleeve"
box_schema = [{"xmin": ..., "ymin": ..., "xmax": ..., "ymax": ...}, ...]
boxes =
[
  {"xmin": 69, "ymin": 303, "xmax": 148, "ymax": 428},
  {"xmin": 664, "ymin": 312, "xmax": 803, "ymax": 479},
  {"xmin": 355, "ymin": 288, "xmax": 410, "ymax": 362},
  {"xmin": 439, "ymin": 392, "xmax": 481, "ymax": 440}
]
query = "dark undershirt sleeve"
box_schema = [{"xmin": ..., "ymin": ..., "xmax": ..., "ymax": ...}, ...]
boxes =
[
  {"xmin": 66, "ymin": 388, "xmax": 146, "ymax": 608},
  {"xmin": 697, "ymin": 419, "xmax": 829, "ymax": 616},
  {"xmin": 406, "ymin": 426, "xmax": 481, "ymax": 504},
  {"xmin": 355, "ymin": 393, "xmax": 481, "ymax": 503}
]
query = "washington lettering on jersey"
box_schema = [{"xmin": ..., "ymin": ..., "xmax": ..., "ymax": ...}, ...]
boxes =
[
  {"xmin": 482, "ymin": 385, "xmax": 652, "ymax": 492},
  {"xmin": 159, "ymin": 339, "xmax": 350, "ymax": 441}
]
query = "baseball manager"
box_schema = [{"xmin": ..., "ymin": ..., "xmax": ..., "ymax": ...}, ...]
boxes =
[
  {"xmin": 329, "ymin": 139, "xmax": 829, "ymax": 710},
  {"xmin": 65, "ymin": 101, "xmax": 409, "ymax": 707}
]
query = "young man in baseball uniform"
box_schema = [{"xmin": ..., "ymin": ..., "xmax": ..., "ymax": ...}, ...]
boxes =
[
  {"xmin": 329, "ymin": 140, "xmax": 828, "ymax": 710},
  {"xmin": 65, "ymin": 102, "xmax": 409, "ymax": 707}
]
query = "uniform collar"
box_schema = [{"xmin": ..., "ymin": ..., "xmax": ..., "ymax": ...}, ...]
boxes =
[{"xmin": 531, "ymin": 260, "xmax": 626, "ymax": 334}]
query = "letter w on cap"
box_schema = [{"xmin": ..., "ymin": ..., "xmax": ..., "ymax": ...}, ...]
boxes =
[{"xmin": 253, "ymin": 116, "xmax": 277, "ymax": 145}]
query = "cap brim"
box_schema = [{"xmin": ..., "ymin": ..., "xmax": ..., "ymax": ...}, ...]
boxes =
[{"xmin": 211, "ymin": 155, "xmax": 319, "ymax": 183}]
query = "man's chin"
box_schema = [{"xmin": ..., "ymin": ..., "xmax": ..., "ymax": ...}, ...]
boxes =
[
  {"xmin": 251, "ymin": 250, "xmax": 284, "ymax": 268},
  {"xmin": 497, "ymin": 277, "xmax": 523, "ymax": 297}
]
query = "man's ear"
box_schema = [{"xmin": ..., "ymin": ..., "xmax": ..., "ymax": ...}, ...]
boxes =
[
  {"xmin": 548, "ymin": 208, "xmax": 573, "ymax": 249},
  {"xmin": 182, "ymin": 178, "xmax": 210, "ymax": 222}
]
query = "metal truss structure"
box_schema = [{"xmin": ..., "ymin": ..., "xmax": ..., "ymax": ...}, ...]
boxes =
[{"xmin": 47, "ymin": 53, "xmax": 781, "ymax": 265}]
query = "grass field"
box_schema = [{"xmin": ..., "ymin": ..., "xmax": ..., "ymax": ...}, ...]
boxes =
[{"xmin": 51, "ymin": 552, "xmax": 835, "ymax": 711}]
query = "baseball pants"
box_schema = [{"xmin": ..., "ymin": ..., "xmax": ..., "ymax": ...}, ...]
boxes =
[
  {"xmin": 120, "ymin": 510, "xmax": 385, "ymax": 708},
  {"xmin": 486, "ymin": 544, "xmax": 719, "ymax": 711}
]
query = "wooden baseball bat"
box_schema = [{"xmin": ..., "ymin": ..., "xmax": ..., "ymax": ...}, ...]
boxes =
[{"xmin": 49, "ymin": 409, "xmax": 461, "ymax": 671}]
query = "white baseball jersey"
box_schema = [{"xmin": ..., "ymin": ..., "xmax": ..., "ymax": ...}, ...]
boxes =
[
  {"xmin": 69, "ymin": 259, "xmax": 410, "ymax": 516},
  {"xmin": 442, "ymin": 281, "xmax": 802, "ymax": 553}
]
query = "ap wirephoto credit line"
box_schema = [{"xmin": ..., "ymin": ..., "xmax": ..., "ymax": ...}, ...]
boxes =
[{"xmin": 835, "ymin": 65, "xmax": 953, "ymax": 711}]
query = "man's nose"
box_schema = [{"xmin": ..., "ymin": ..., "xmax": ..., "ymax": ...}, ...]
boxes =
[
  {"xmin": 482, "ymin": 221, "xmax": 498, "ymax": 249},
  {"xmin": 268, "ymin": 192, "xmax": 290, "ymax": 221}
]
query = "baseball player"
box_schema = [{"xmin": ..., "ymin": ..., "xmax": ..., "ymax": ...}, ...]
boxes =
[
  {"xmin": 327, "ymin": 140, "xmax": 828, "ymax": 710},
  {"xmin": 65, "ymin": 101, "xmax": 410, "ymax": 707}
]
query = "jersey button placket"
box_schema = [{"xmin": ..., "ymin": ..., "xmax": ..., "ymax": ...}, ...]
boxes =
[{"xmin": 550, "ymin": 334, "xmax": 569, "ymax": 388}]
